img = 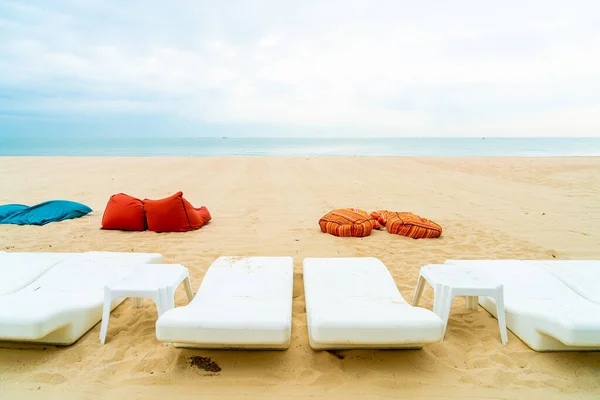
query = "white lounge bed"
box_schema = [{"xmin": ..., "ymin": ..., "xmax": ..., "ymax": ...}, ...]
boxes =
[
  {"xmin": 446, "ymin": 259, "xmax": 600, "ymax": 305},
  {"xmin": 156, "ymin": 256, "xmax": 294, "ymax": 349},
  {"xmin": 445, "ymin": 260, "xmax": 600, "ymax": 351},
  {"xmin": 0, "ymin": 252, "xmax": 76, "ymax": 295},
  {"xmin": 0, "ymin": 251, "xmax": 163, "ymax": 345},
  {"xmin": 532, "ymin": 260, "xmax": 600, "ymax": 305},
  {"xmin": 303, "ymin": 257, "xmax": 444, "ymax": 350}
]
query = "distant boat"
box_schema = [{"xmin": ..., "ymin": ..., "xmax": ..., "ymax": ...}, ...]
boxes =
[{"xmin": 222, "ymin": 137, "xmax": 227, "ymax": 139}]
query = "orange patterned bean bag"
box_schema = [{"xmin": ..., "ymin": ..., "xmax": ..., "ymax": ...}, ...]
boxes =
[
  {"xmin": 319, "ymin": 208, "xmax": 381, "ymax": 237},
  {"xmin": 371, "ymin": 210, "xmax": 442, "ymax": 239}
]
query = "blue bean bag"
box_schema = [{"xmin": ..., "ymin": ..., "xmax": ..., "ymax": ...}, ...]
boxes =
[
  {"xmin": 0, "ymin": 204, "xmax": 28, "ymax": 220},
  {"xmin": 0, "ymin": 201, "xmax": 92, "ymax": 226}
]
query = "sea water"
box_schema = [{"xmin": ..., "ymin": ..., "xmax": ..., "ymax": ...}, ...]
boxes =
[{"xmin": 1, "ymin": 136, "xmax": 599, "ymax": 156}]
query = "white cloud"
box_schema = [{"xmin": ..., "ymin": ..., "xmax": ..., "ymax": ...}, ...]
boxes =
[
  {"xmin": 1, "ymin": 0, "xmax": 599, "ymax": 136},
  {"xmin": 450, "ymin": 104, "xmax": 600, "ymax": 137}
]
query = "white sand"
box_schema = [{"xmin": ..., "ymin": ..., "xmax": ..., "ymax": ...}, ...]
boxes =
[{"xmin": 0, "ymin": 156, "xmax": 599, "ymax": 399}]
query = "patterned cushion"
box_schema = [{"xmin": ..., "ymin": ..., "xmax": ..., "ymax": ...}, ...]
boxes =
[
  {"xmin": 319, "ymin": 208, "xmax": 381, "ymax": 237},
  {"xmin": 371, "ymin": 210, "xmax": 442, "ymax": 239}
]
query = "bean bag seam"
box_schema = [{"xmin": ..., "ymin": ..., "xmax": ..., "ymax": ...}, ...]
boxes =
[{"xmin": 179, "ymin": 196, "xmax": 193, "ymax": 230}]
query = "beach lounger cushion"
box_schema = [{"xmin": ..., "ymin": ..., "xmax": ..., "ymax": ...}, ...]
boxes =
[
  {"xmin": 371, "ymin": 210, "xmax": 442, "ymax": 239},
  {"xmin": 0, "ymin": 252, "xmax": 75, "ymax": 295},
  {"xmin": 319, "ymin": 208, "xmax": 381, "ymax": 237},
  {"xmin": 101, "ymin": 193, "xmax": 146, "ymax": 231},
  {"xmin": 156, "ymin": 256, "xmax": 294, "ymax": 349},
  {"xmin": 444, "ymin": 260, "xmax": 600, "ymax": 351},
  {"xmin": 144, "ymin": 191, "xmax": 211, "ymax": 233},
  {"xmin": 0, "ymin": 251, "xmax": 164, "ymax": 345},
  {"xmin": 304, "ymin": 257, "xmax": 444, "ymax": 349}
]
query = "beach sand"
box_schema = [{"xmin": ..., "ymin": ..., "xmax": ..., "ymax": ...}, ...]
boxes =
[{"xmin": 0, "ymin": 156, "xmax": 599, "ymax": 400}]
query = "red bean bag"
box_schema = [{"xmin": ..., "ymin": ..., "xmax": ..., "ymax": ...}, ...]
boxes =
[
  {"xmin": 101, "ymin": 193, "xmax": 146, "ymax": 231},
  {"xmin": 144, "ymin": 191, "xmax": 211, "ymax": 233}
]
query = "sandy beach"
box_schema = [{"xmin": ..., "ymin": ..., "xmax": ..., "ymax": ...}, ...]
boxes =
[{"xmin": 0, "ymin": 156, "xmax": 599, "ymax": 400}]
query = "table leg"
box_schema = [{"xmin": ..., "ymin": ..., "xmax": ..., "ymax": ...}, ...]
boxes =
[
  {"xmin": 154, "ymin": 289, "xmax": 172, "ymax": 346},
  {"xmin": 466, "ymin": 296, "xmax": 479, "ymax": 310},
  {"xmin": 155, "ymin": 288, "xmax": 168, "ymax": 317},
  {"xmin": 167, "ymin": 286, "xmax": 176, "ymax": 310},
  {"xmin": 99, "ymin": 289, "xmax": 112, "ymax": 344},
  {"xmin": 432, "ymin": 283, "xmax": 444, "ymax": 314},
  {"xmin": 495, "ymin": 289, "xmax": 509, "ymax": 344},
  {"xmin": 183, "ymin": 277, "xmax": 194, "ymax": 302},
  {"xmin": 131, "ymin": 297, "xmax": 143, "ymax": 308},
  {"xmin": 412, "ymin": 275, "xmax": 426, "ymax": 306},
  {"xmin": 438, "ymin": 286, "xmax": 454, "ymax": 337}
]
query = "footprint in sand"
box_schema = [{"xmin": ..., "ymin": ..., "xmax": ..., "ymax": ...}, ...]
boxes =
[{"xmin": 30, "ymin": 372, "xmax": 67, "ymax": 385}]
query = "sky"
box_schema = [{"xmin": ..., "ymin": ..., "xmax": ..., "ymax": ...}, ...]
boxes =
[{"xmin": 1, "ymin": 0, "xmax": 599, "ymax": 138}]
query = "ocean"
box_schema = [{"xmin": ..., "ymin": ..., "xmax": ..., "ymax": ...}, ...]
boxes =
[{"xmin": 1, "ymin": 137, "xmax": 599, "ymax": 156}]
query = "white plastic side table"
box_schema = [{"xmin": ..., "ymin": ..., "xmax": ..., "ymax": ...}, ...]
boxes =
[
  {"xmin": 99, "ymin": 264, "xmax": 194, "ymax": 344},
  {"xmin": 412, "ymin": 264, "xmax": 508, "ymax": 344}
]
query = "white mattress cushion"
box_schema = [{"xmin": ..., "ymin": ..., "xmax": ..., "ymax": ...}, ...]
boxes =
[
  {"xmin": 444, "ymin": 260, "xmax": 600, "ymax": 348},
  {"xmin": 23, "ymin": 251, "xmax": 164, "ymax": 292},
  {"xmin": 0, "ymin": 251, "xmax": 164, "ymax": 344},
  {"xmin": 0, "ymin": 289, "xmax": 105, "ymax": 340},
  {"xmin": 303, "ymin": 257, "xmax": 444, "ymax": 349},
  {"xmin": 533, "ymin": 260, "xmax": 600, "ymax": 305},
  {"xmin": 0, "ymin": 252, "xmax": 76, "ymax": 295},
  {"xmin": 156, "ymin": 256, "xmax": 294, "ymax": 349}
]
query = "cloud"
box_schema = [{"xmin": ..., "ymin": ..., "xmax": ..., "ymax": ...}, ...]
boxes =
[{"xmin": 1, "ymin": 0, "xmax": 600, "ymax": 136}]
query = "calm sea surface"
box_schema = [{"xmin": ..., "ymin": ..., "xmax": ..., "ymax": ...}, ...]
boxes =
[{"xmin": 1, "ymin": 137, "xmax": 599, "ymax": 156}]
